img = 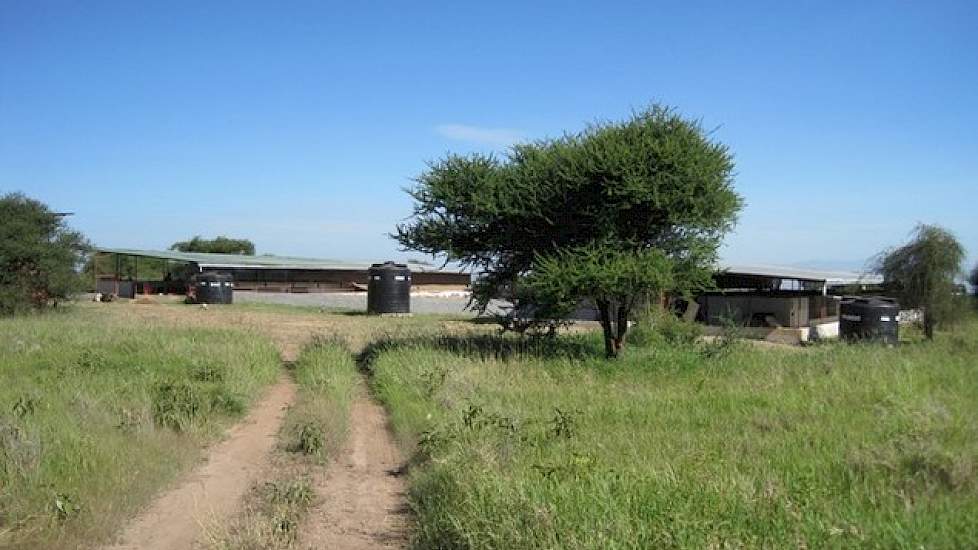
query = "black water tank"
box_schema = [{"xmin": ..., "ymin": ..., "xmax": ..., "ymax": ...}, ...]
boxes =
[
  {"xmin": 840, "ymin": 296, "xmax": 899, "ymax": 344},
  {"xmin": 194, "ymin": 272, "xmax": 234, "ymax": 304},
  {"xmin": 367, "ymin": 262, "xmax": 410, "ymax": 314}
]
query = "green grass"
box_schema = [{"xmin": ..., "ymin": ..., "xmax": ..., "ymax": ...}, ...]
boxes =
[
  {"xmin": 369, "ymin": 320, "xmax": 978, "ymax": 548},
  {"xmin": 0, "ymin": 308, "xmax": 280, "ymax": 549},
  {"xmin": 282, "ymin": 338, "xmax": 359, "ymax": 460}
]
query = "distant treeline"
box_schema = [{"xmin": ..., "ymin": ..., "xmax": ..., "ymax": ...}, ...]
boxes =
[{"xmin": 170, "ymin": 236, "xmax": 255, "ymax": 255}]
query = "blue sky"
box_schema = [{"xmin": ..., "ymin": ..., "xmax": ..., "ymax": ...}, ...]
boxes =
[{"xmin": 2, "ymin": 1, "xmax": 976, "ymax": 272}]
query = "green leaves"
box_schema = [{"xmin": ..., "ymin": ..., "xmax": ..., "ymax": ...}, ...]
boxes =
[
  {"xmin": 169, "ymin": 235, "xmax": 255, "ymax": 255},
  {"xmin": 525, "ymin": 244, "xmax": 675, "ymax": 309},
  {"xmin": 875, "ymin": 224, "xmax": 966, "ymax": 338},
  {"xmin": 0, "ymin": 192, "xmax": 89, "ymax": 314},
  {"xmin": 396, "ymin": 104, "xmax": 742, "ymax": 355}
]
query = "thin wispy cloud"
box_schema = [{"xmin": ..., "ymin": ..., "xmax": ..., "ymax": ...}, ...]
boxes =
[{"xmin": 435, "ymin": 123, "xmax": 525, "ymax": 147}]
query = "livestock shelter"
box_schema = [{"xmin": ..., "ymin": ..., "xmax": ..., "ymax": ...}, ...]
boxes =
[
  {"xmin": 92, "ymin": 248, "xmax": 470, "ymax": 297},
  {"xmin": 697, "ymin": 265, "xmax": 883, "ymax": 329}
]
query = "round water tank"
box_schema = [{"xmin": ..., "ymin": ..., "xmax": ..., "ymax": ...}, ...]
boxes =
[
  {"xmin": 839, "ymin": 296, "xmax": 899, "ymax": 344},
  {"xmin": 367, "ymin": 262, "xmax": 410, "ymax": 314},
  {"xmin": 193, "ymin": 272, "xmax": 234, "ymax": 304}
]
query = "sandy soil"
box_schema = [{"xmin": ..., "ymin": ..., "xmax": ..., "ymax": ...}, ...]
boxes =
[
  {"xmin": 103, "ymin": 377, "xmax": 297, "ymax": 550},
  {"xmin": 300, "ymin": 393, "xmax": 411, "ymax": 549}
]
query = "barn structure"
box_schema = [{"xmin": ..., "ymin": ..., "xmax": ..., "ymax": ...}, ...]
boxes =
[
  {"xmin": 696, "ymin": 264, "xmax": 883, "ymax": 329},
  {"xmin": 92, "ymin": 247, "xmax": 470, "ymax": 298}
]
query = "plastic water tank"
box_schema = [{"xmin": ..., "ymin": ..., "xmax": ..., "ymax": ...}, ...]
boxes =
[
  {"xmin": 193, "ymin": 272, "xmax": 233, "ymax": 304},
  {"xmin": 839, "ymin": 296, "xmax": 899, "ymax": 344},
  {"xmin": 367, "ymin": 262, "xmax": 410, "ymax": 314}
]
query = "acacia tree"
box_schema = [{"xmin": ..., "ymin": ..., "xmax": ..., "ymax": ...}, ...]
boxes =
[
  {"xmin": 0, "ymin": 193, "xmax": 88, "ymax": 314},
  {"xmin": 396, "ymin": 105, "xmax": 741, "ymax": 357},
  {"xmin": 170, "ymin": 235, "xmax": 255, "ymax": 255},
  {"xmin": 875, "ymin": 224, "xmax": 965, "ymax": 339}
]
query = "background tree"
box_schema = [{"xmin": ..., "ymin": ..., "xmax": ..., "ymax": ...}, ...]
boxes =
[
  {"xmin": 170, "ymin": 235, "xmax": 255, "ymax": 255},
  {"xmin": 875, "ymin": 224, "xmax": 965, "ymax": 339},
  {"xmin": 0, "ymin": 192, "xmax": 88, "ymax": 314},
  {"xmin": 396, "ymin": 105, "xmax": 741, "ymax": 357}
]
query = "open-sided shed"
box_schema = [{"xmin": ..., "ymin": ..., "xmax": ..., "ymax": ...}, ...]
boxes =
[
  {"xmin": 698, "ymin": 265, "xmax": 883, "ymax": 328},
  {"xmin": 92, "ymin": 248, "xmax": 470, "ymax": 296}
]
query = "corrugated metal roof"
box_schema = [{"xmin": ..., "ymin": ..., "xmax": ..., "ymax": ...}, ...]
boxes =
[
  {"xmin": 721, "ymin": 264, "xmax": 882, "ymax": 285},
  {"xmin": 94, "ymin": 248, "xmax": 877, "ymax": 284},
  {"xmin": 94, "ymin": 248, "xmax": 466, "ymax": 273}
]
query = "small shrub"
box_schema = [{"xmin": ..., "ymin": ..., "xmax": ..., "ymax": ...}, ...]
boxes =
[
  {"xmin": 52, "ymin": 492, "xmax": 81, "ymax": 521},
  {"xmin": 209, "ymin": 387, "xmax": 246, "ymax": 416},
  {"xmin": 287, "ymin": 422, "xmax": 325, "ymax": 456},
  {"xmin": 629, "ymin": 308, "xmax": 702, "ymax": 348},
  {"xmin": 12, "ymin": 394, "xmax": 39, "ymax": 418},
  {"xmin": 550, "ymin": 407, "xmax": 579, "ymax": 439},
  {"xmin": 74, "ymin": 349, "xmax": 106, "ymax": 371},
  {"xmin": 191, "ymin": 363, "xmax": 226, "ymax": 383},
  {"xmin": 152, "ymin": 380, "xmax": 205, "ymax": 432},
  {"xmin": 264, "ymin": 480, "xmax": 314, "ymax": 507}
]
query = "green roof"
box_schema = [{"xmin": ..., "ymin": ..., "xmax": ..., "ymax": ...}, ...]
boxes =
[{"xmin": 94, "ymin": 248, "xmax": 462, "ymax": 273}]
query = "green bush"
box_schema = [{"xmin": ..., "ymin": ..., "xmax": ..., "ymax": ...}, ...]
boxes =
[
  {"xmin": 629, "ymin": 308, "xmax": 702, "ymax": 348},
  {"xmin": 0, "ymin": 193, "xmax": 88, "ymax": 315},
  {"xmin": 286, "ymin": 423, "xmax": 326, "ymax": 456},
  {"xmin": 152, "ymin": 380, "xmax": 205, "ymax": 432}
]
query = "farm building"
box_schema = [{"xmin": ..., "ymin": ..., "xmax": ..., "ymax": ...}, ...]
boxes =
[
  {"xmin": 696, "ymin": 264, "xmax": 883, "ymax": 329},
  {"xmin": 92, "ymin": 247, "xmax": 470, "ymax": 297}
]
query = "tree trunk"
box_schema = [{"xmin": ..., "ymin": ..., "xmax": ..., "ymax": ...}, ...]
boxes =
[
  {"xmin": 597, "ymin": 299, "xmax": 630, "ymax": 359},
  {"xmin": 923, "ymin": 310, "xmax": 935, "ymax": 340}
]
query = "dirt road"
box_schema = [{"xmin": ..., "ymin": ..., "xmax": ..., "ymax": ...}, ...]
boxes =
[
  {"xmin": 99, "ymin": 302, "xmax": 413, "ymax": 549},
  {"xmin": 103, "ymin": 377, "xmax": 297, "ymax": 550},
  {"xmin": 301, "ymin": 394, "xmax": 411, "ymax": 549}
]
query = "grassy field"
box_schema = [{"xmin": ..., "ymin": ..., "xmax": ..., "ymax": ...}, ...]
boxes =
[
  {"xmin": 369, "ymin": 319, "xmax": 978, "ymax": 548},
  {"xmin": 5, "ymin": 299, "xmax": 976, "ymax": 548},
  {"xmin": 0, "ymin": 308, "xmax": 280, "ymax": 549}
]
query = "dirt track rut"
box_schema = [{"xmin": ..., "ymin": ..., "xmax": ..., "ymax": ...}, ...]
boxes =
[
  {"xmin": 300, "ymin": 393, "xmax": 411, "ymax": 549},
  {"xmin": 101, "ymin": 304, "xmax": 411, "ymax": 549},
  {"xmin": 103, "ymin": 377, "xmax": 296, "ymax": 550}
]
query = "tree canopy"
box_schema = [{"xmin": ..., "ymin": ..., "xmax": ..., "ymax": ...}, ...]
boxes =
[
  {"xmin": 875, "ymin": 224, "xmax": 965, "ymax": 339},
  {"xmin": 396, "ymin": 105, "xmax": 741, "ymax": 357},
  {"xmin": 170, "ymin": 235, "xmax": 255, "ymax": 255},
  {"xmin": 0, "ymin": 192, "xmax": 88, "ymax": 314}
]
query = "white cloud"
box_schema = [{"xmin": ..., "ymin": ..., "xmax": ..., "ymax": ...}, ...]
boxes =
[{"xmin": 434, "ymin": 123, "xmax": 525, "ymax": 147}]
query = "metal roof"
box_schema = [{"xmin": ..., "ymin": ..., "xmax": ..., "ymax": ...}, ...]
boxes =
[
  {"xmin": 94, "ymin": 249, "xmax": 877, "ymax": 284},
  {"xmin": 94, "ymin": 247, "xmax": 466, "ymax": 273},
  {"xmin": 720, "ymin": 264, "xmax": 883, "ymax": 285}
]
